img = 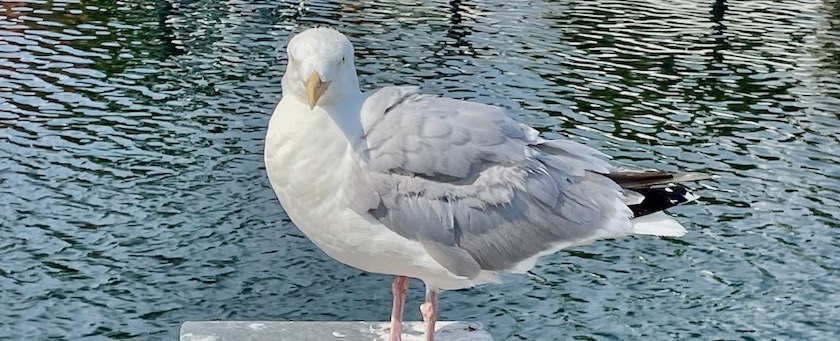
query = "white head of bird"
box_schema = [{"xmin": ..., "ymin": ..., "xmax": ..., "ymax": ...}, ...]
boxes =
[{"xmin": 282, "ymin": 27, "xmax": 361, "ymax": 110}]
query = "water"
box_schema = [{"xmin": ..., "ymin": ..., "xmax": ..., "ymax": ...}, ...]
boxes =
[{"xmin": 1, "ymin": 0, "xmax": 838, "ymax": 340}]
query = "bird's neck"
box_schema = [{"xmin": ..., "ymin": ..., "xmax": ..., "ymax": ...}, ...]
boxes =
[{"xmin": 322, "ymin": 94, "xmax": 366, "ymax": 149}]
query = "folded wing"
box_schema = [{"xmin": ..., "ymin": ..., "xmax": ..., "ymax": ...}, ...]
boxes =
[{"xmin": 346, "ymin": 86, "xmax": 700, "ymax": 278}]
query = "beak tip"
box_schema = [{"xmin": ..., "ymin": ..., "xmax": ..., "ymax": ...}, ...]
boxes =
[{"xmin": 305, "ymin": 72, "xmax": 328, "ymax": 110}]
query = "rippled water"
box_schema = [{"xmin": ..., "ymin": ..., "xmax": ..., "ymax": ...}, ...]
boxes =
[{"xmin": 1, "ymin": 0, "xmax": 838, "ymax": 340}]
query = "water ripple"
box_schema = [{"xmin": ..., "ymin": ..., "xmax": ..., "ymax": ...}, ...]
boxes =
[{"xmin": 1, "ymin": 0, "xmax": 838, "ymax": 340}]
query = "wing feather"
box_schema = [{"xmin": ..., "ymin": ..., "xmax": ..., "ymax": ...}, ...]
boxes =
[{"xmin": 349, "ymin": 87, "xmax": 639, "ymax": 277}]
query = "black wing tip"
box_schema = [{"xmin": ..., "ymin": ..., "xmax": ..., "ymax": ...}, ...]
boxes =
[{"xmin": 628, "ymin": 185, "xmax": 700, "ymax": 218}]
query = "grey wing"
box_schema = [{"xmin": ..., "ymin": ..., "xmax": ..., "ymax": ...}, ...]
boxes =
[{"xmin": 348, "ymin": 86, "xmax": 633, "ymax": 278}]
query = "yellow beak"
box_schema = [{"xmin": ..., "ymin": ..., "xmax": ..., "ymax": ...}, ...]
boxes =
[{"xmin": 305, "ymin": 72, "xmax": 330, "ymax": 110}]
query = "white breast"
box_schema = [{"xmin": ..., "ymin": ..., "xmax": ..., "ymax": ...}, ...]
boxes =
[{"xmin": 264, "ymin": 99, "xmax": 354, "ymax": 247}]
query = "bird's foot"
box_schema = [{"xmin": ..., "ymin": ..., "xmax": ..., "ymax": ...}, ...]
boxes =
[
  {"xmin": 388, "ymin": 330, "xmax": 403, "ymax": 341},
  {"xmin": 420, "ymin": 290, "xmax": 439, "ymax": 341}
]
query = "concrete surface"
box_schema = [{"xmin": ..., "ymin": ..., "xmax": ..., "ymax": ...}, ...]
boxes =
[{"xmin": 179, "ymin": 321, "xmax": 494, "ymax": 341}]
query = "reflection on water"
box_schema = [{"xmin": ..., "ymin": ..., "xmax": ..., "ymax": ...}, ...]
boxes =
[{"xmin": 1, "ymin": 0, "xmax": 838, "ymax": 340}]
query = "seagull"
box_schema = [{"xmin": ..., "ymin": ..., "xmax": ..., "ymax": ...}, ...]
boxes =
[{"xmin": 264, "ymin": 27, "xmax": 705, "ymax": 341}]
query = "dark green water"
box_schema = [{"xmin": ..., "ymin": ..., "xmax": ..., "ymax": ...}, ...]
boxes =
[{"xmin": 1, "ymin": 0, "xmax": 839, "ymax": 340}]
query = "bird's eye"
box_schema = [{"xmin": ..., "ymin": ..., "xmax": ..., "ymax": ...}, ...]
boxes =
[{"xmin": 341, "ymin": 56, "xmax": 346, "ymax": 64}]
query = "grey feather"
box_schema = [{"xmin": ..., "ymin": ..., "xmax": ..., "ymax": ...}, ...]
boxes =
[
  {"xmin": 349, "ymin": 87, "xmax": 633, "ymax": 276},
  {"xmin": 421, "ymin": 240, "xmax": 482, "ymax": 278}
]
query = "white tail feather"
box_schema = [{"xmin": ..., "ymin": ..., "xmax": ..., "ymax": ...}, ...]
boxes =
[{"xmin": 632, "ymin": 211, "xmax": 687, "ymax": 237}]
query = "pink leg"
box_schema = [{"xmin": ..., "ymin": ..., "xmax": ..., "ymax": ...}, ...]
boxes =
[
  {"xmin": 420, "ymin": 289, "xmax": 439, "ymax": 341},
  {"xmin": 390, "ymin": 276, "xmax": 409, "ymax": 341}
]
